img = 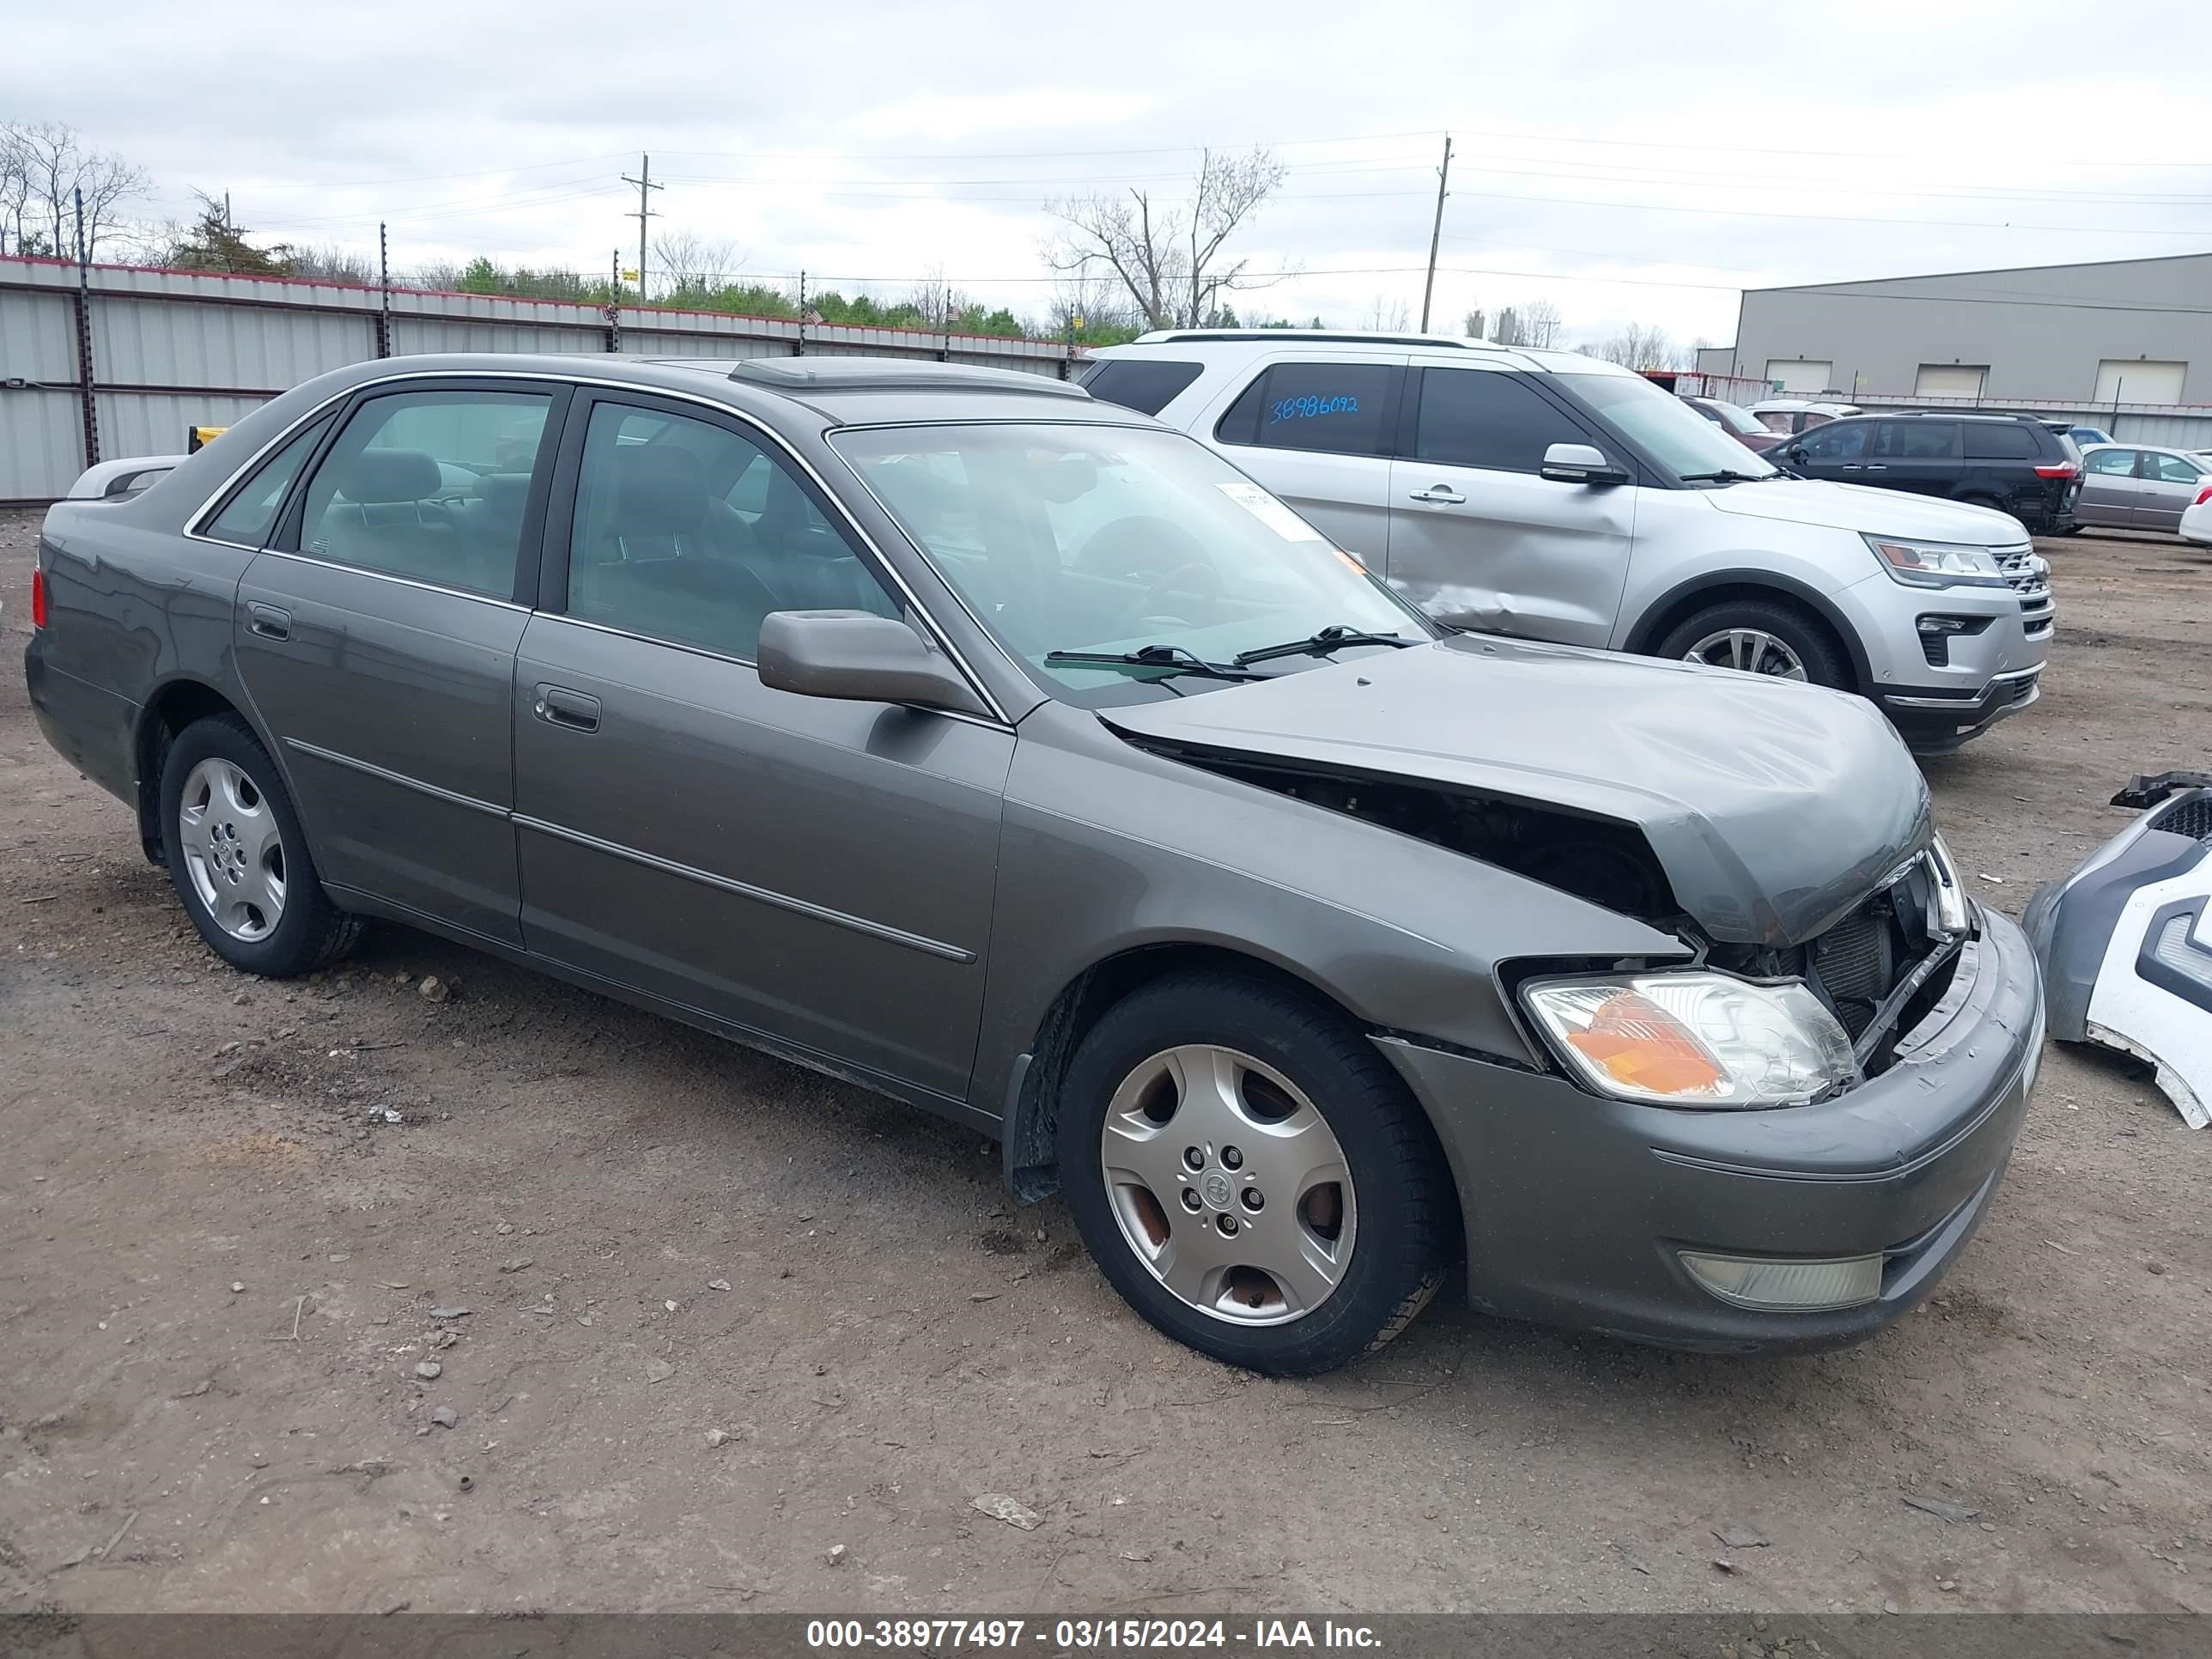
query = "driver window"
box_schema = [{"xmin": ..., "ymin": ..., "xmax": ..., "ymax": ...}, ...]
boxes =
[
  {"xmin": 565, "ymin": 403, "xmax": 896, "ymax": 659},
  {"xmin": 1798, "ymin": 422, "xmax": 1868, "ymax": 461}
]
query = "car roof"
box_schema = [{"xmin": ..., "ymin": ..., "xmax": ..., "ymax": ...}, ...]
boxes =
[{"xmin": 1091, "ymin": 330, "xmax": 1635, "ymax": 378}]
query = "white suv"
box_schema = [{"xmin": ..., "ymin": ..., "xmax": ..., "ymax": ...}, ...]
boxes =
[{"xmin": 1084, "ymin": 331, "xmax": 2053, "ymax": 753}]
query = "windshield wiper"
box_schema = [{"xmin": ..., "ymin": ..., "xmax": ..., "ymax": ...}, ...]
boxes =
[
  {"xmin": 1043, "ymin": 644, "xmax": 1260, "ymax": 681},
  {"xmin": 1677, "ymin": 468, "xmax": 1773, "ymax": 484},
  {"xmin": 1231, "ymin": 625, "xmax": 1419, "ymax": 666}
]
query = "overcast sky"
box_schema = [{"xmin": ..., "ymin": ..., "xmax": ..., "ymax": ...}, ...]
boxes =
[{"xmin": 9, "ymin": 0, "xmax": 2209, "ymax": 348}]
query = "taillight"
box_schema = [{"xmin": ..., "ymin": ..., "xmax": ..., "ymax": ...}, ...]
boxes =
[
  {"xmin": 30, "ymin": 568, "xmax": 47, "ymax": 629},
  {"xmin": 2033, "ymin": 463, "xmax": 2078, "ymax": 479},
  {"xmin": 2196, "ymin": 483, "xmax": 2212, "ymax": 507}
]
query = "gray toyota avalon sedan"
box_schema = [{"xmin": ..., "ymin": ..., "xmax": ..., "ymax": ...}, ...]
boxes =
[{"xmin": 25, "ymin": 354, "xmax": 2043, "ymax": 1374}]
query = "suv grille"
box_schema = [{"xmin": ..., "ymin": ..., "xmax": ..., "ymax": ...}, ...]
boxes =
[{"xmin": 1994, "ymin": 542, "xmax": 2051, "ymax": 610}]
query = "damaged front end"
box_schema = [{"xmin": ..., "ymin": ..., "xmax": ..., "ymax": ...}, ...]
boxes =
[
  {"xmin": 2027, "ymin": 772, "xmax": 2212, "ymax": 1127},
  {"xmin": 1123, "ymin": 734, "xmax": 1974, "ymax": 1090}
]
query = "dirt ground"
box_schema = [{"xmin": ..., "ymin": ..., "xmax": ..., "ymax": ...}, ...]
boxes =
[{"xmin": 1, "ymin": 506, "xmax": 2207, "ymax": 1617}]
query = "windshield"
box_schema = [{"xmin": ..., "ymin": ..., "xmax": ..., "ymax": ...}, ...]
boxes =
[
  {"xmin": 1558, "ymin": 370, "xmax": 1782, "ymax": 481},
  {"xmin": 831, "ymin": 422, "xmax": 1429, "ymax": 704},
  {"xmin": 1702, "ymin": 399, "xmax": 1767, "ymax": 437}
]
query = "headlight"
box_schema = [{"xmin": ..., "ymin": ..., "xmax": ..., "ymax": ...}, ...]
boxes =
[
  {"xmin": 1927, "ymin": 831, "xmax": 1972, "ymax": 936},
  {"xmin": 1522, "ymin": 973, "xmax": 1858, "ymax": 1108},
  {"xmin": 1863, "ymin": 534, "xmax": 2010, "ymax": 588}
]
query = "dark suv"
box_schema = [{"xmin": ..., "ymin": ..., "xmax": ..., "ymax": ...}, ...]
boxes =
[{"xmin": 1777, "ymin": 412, "xmax": 2081, "ymax": 532}]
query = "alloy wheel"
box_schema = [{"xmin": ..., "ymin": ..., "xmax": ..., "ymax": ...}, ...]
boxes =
[{"xmin": 1681, "ymin": 627, "xmax": 1809, "ymax": 680}]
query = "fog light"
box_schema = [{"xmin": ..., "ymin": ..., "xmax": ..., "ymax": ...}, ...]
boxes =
[{"xmin": 1680, "ymin": 1250, "xmax": 1883, "ymax": 1311}]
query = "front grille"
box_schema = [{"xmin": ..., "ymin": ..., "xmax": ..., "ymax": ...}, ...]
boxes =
[
  {"xmin": 1994, "ymin": 543, "xmax": 2051, "ymax": 603},
  {"xmin": 2150, "ymin": 792, "xmax": 2212, "ymax": 844}
]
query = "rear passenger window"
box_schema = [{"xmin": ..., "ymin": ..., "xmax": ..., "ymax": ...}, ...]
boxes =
[
  {"xmin": 2083, "ymin": 448, "xmax": 2138, "ymax": 477},
  {"xmin": 294, "ymin": 390, "xmax": 552, "ymax": 599},
  {"xmin": 565, "ymin": 402, "xmax": 896, "ymax": 659},
  {"xmin": 1085, "ymin": 359, "xmax": 1204, "ymax": 416},
  {"xmin": 1411, "ymin": 367, "xmax": 1590, "ymax": 473},
  {"xmin": 1874, "ymin": 421, "xmax": 1961, "ymax": 460},
  {"xmin": 203, "ymin": 415, "xmax": 333, "ymax": 547},
  {"xmin": 1216, "ymin": 362, "xmax": 1401, "ymax": 457},
  {"xmin": 1962, "ymin": 423, "xmax": 2039, "ymax": 460}
]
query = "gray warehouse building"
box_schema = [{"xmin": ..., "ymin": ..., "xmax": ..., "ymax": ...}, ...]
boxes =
[{"xmin": 1698, "ymin": 251, "xmax": 2212, "ymax": 412}]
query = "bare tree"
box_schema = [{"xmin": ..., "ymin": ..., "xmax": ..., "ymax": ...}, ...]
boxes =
[
  {"xmin": 1046, "ymin": 146, "xmax": 1286, "ymax": 331},
  {"xmin": 1518, "ymin": 298, "xmax": 1565, "ymax": 349},
  {"xmin": 1594, "ymin": 321, "xmax": 1684, "ymax": 371},
  {"xmin": 1045, "ymin": 270, "xmax": 1143, "ymax": 342},
  {"xmin": 0, "ymin": 121, "xmax": 148, "ymax": 259},
  {"xmin": 284, "ymin": 244, "xmax": 377, "ymax": 285},
  {"xmin": 653, "ymin": 230, "xmax": 744, "ymax": 291},
  {"xmin": 1364, "ymin": 295, "xmax": 1411, "ymax": 332}
]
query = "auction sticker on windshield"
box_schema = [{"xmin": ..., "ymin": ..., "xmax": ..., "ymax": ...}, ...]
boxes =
[{"xmin": 1217, "ymin": 480, "xmax": 1324, "ymax": 542}]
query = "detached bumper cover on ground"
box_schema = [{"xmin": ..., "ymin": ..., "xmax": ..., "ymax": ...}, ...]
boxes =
[
  {"xmin": 2027, "ymin": 775, "xmax": 2212, "ymax": 1128},
  {"xmin": 1376, "ymin": 908, "xmax": 2044, "ymax": 1353}
]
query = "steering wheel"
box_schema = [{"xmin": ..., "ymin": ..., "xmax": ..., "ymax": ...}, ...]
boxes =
[
  {"xmin": 1120, "ymin": 561, "xmax": 1223, "ymax": 631},
  {"xmin": 1074, "ymin": 515, "xmax": 1208, "ymax": 580}
]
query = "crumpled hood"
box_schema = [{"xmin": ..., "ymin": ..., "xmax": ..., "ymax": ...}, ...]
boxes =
[
  {"xmin": 1705, "ymin": 477, "xmax": 2025, "ymax": 543},
  {"xmin": 1105, "ymin": 634, "xmax": 1932, "ymax": 947}
]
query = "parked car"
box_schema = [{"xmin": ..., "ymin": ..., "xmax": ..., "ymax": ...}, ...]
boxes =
[
  {"xmin": 1775, "ymin": 411, "xmax": 2081, "ymax": 534},
  {"xmin": 1085, "ymin": 332, "xmax": 2051, "ymax": 753},
  {"xmin": 2067, "ymin": 426, "xmax": 2114, "ymax": 447},
  {"xmin": 1682, "ymin": 396, "xmax": 1784, "ymax": 453},
  {"xmin": 2076, "ymin": 443, "xmax": 2212, "ymax": 534},
  {"xmin": 2182, "ymin": 480, "xmax": 2212, "ymax": 547},
  {"xmin": 27, "ymin": 353, "xmax": 2043, "ymax": 1373},
  {"xmin": 1749, "ymin": 398, "xmax": 1861, "ymax": 434}
]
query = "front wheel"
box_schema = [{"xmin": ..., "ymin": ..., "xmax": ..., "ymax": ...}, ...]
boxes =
[
  {"xmin": 1656, "ymin": 597, "xmax": 1850, "ymax": 690},
  {"xmin": 159, "ymin": 714, "xmax": 362, "ymax": 975},
  {"xmin": 1057, "ymin": 972, "xmax": 1452, "ymax": 1375}
]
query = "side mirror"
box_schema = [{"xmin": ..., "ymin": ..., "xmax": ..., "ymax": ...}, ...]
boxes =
[
  {"xmin": 1540, "ymin": 441, "xmax": 1630, "ymax": 486},
  {"xmin": 1783, "ymin": 443, "xmax": 1808, "ymax": 463},
  {"xmin": 757, "ymin": 611, "xmax": 991, "ymax": 718}
]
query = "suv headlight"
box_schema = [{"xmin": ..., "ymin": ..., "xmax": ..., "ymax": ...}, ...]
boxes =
[
  {"xmin": 1522, "ymin": 973, "xmax": 1858, "ymax": 1109},
  {"xmin": 1864, "ymin": 534, "xmax": 2010, "ymax": 588}
]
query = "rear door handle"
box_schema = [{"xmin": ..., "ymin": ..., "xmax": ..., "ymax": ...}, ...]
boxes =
[
  {"xmin": 533, "ymin": 684, "xmax": 601, "ymax": 733},
  {"xmin": 1860, "ymin": 464, "xmax": 1887, "ymax": 471},
  {"xmin": 246, "ymin": 602, "xmax": 291, "ymax": 641},
  {"xmin": 1407, "ymin": 485, "xmax": 1466, "ymax": 505}
]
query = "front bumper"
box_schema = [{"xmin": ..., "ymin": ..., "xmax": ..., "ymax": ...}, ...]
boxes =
[
  {"xmin": 1376, "ymin": 909, "xmax": 2044, "ymax": 1354},
  {"xmin": 1878, "ymin": 665, "xmax": 2045, "ymax": 754}
]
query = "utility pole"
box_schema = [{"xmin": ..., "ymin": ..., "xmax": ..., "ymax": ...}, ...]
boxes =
[
  {"xmin": 1419, "ymin": 134, "xmax": 1452, "ymax": 333},
  {"xmin": 621, "ymin": 154, "xmax": 662, "ymax": 302}
]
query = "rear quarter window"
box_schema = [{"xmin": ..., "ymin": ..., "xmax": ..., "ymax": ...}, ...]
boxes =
[
  {"xmin": 1083, "ymin": 359, "xmax": 1204, "ymax": 416},
  {"xmin": 1962, "ymin": 423, "xmax": 2039, "ymax": 460},
  {"xmin": 1214, "ymin": 362, "xmax": 1401, "ymax": 456}
]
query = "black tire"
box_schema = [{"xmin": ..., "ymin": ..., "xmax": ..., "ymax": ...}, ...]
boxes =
[
  {"xmin": 1654, "ymin": 596, "xmax": 1851, "ymax": 690},
  {"xmin": 1056, "ymin": 970, "xmax": 1452, "ymax": 1376},
  {"xmin": 159, "ymin": 714, "xmax": 362, "ymax": 976}
]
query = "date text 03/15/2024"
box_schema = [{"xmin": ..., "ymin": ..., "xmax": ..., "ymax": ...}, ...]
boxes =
[{"xmin": 805, "ymin": 1619, "xmax": 1383, "ymax": 1649}]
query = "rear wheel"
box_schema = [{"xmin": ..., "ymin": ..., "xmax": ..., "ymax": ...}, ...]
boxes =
[
  {"xmin": 1656, "ymin": 596, "xmax": 1850, "ymax": 690},
  {"xmin": 160, "ymin": 714, "xmax": 362, "ymax": 976},
  {"xmin": 1057, "ymin": 971, "xmax": 1451, "ymax": 1375}
]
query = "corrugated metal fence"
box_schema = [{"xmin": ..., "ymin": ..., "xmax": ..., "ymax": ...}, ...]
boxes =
[{"xmin": 0, "ymin": 255, "xmax": 1075, "ymax": 502}]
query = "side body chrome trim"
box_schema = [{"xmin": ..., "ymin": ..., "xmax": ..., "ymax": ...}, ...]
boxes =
[
  {"xmin": 511, "ymin": 812, "xmax": 977, "ymax": 963},
  {"xmin": 283, "ymin": 738, "xmax": 509, "ymax": 817}
]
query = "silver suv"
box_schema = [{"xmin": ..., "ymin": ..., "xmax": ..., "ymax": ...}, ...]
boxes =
[{"xmin": 1085, "ymin": 331, "xmax": 2054, "ymax": 753}]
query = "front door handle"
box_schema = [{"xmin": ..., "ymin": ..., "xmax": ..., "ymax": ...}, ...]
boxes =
[
  {"xmin": 1407, "ymin": 484, "xmax": 1466, "ymax": 505},
  {"xmin": 533, "ymin": 684, "xmax": 601, "ymax": 733},
  {"xmin": 246, "ymin": 602, "xmax": 291, "ymax": 641},
  {"xmin": 1860, "ymin": 464, "xmax": 1888, "ymax": 471}
]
